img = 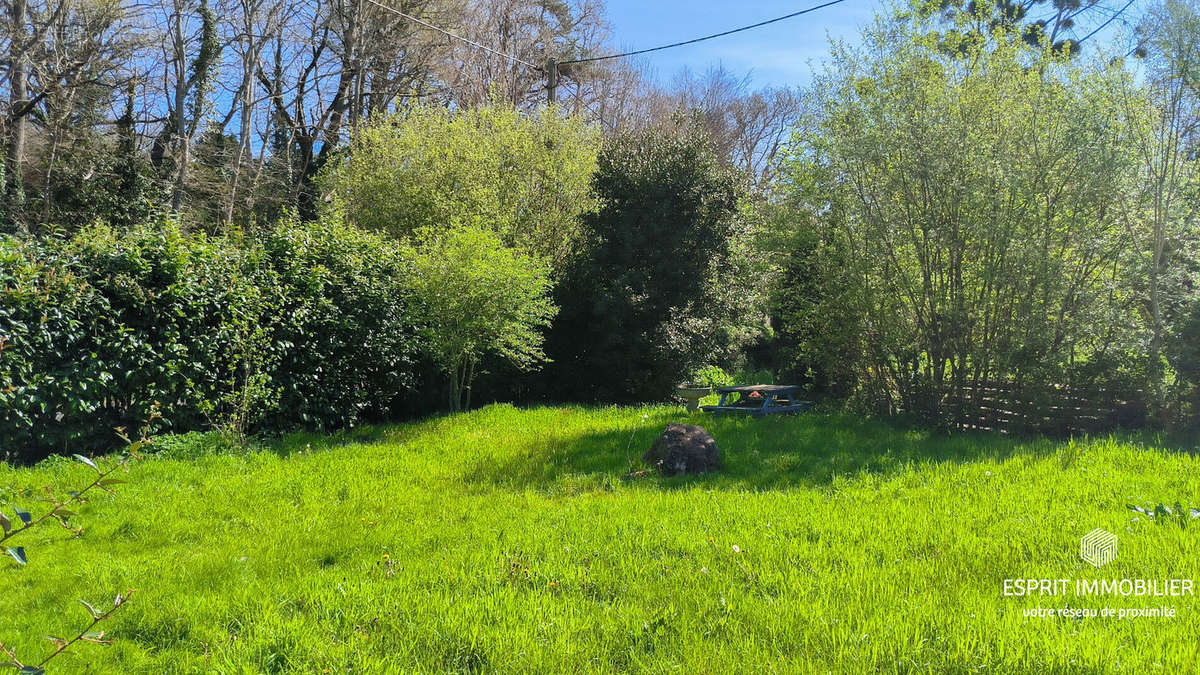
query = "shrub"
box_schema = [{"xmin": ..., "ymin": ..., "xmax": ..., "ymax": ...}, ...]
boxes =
[
  {"xmin": 0, "ymin": 223, "xmax": 239, "ymax": 461},
  {"xmin": 254, "ymin": 216, "xmax": 423, "ymax": 430},
  {"xmin": 689, "ymin": 365, "xmax": 733, "ymax": 389},
  {"xmin": 63, "ymin": 222, "xmax": 250, "ymax": 432},
  {"xmin": 0, "ymin": 217, "xmax": 422, "ymax": 462}
]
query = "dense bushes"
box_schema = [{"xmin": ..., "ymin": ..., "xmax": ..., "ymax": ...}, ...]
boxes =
[
  {"xmin": 0, "ymin": 218, "xmax": 422, "ymax": 463},
  {"xmin": 253, "ymin": 219, "xmax": 422, "ymax": 431},
  {"xmin": 1, "ymin": 225, "xmax": 240, "ymax": 460}
]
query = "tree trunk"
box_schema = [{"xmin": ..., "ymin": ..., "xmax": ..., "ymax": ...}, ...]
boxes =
[
  {"xmin": 5, "ymin": 0, "xmax": 29, "ymax": 231},
  {"xmin": 171, "ymin": 5, "xmax": 189, "ymax": 213},
  {"xmin": 464, "ymin": 356, "xmax": 475, "ymax": 411},
  {"xmin": 227, "ymin": 57, "xmax": 255, "ymax": 228},
  {"xmin": 448, "ymin": 360, "xmax": 462, "ymax": 413}
]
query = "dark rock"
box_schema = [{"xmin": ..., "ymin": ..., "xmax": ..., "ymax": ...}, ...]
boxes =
[{"xmin": 643, "ymin": 423, "xmax": 720, "ymax": 476}]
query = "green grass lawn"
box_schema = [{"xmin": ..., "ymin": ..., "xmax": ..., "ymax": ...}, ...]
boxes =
[{"xmin": 1, "ymin": 405, "xmax": 1198, "ymax": 673}]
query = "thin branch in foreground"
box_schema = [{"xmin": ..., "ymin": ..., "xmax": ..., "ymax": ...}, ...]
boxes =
[{"xmin": 0, "ymin": 590, "xmax": 135, "ymax": 674}]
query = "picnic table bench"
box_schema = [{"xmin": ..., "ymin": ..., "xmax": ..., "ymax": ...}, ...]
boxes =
[{"xmin": 700, "ymin": 384, "xmax": 813, "ymax": 418}]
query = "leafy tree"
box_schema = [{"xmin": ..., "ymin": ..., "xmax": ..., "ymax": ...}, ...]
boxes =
[
  {"xmin": 319, "ymin": 102, "xmax": 599, "ymax": 272},
  {"xmin": 542, "ymin": 117, "xmax": 749, "ymax": 403},
  {"xmin": 405, "ymin": 225, "xmax": 555, "ymax": 412},
  {"xmin": 914, "ymin": 0, "xmax": 1122, "ymax": 56},
  {"xmin": 2, "ymin": 0, "xmax": 138, "ymax": 234},
  {"xmin": 1120, "ymin": 0, "xmax": 1200, "ymax": 425},
  {"xmin": 774, "ymin": 15, "xmax": 1143, "ymax": 426},
  {"xmin": 762, "ymin": 210, "xmax": 863, "ymax": 401},
  {"xmin": 39, "ymin": 126, "xmax": 163, "ymax": 231}
]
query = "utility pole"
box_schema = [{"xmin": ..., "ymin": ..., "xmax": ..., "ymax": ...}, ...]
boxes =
[{"xmin": 546, "ymin": 58, "xmax": 558, "ymax": 104}]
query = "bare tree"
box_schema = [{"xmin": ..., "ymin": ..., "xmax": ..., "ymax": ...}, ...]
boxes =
[
  {"xmin": 672, "ymin": 65, "xmax": 801, "ymax": 183},
  {"xmin": 1, "ymin": 0, "xmax": 137, "ymax": 230},
  {"xmin": 211, "ymin": 0, "xmax": 283, "ymax": 226},
  {"xmin": 4, "ymin": 0, "xmax": 30, "ymax": 228},
  {"xmin": 145, "ymin": 0, "xmax": 220, "ymax": 212},
  {"xmin": 439, "ymin": 0, "xmax": 607, "ymax": 109}
]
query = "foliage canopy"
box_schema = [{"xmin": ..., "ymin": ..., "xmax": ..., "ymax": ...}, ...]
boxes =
[
  {"xmin": 771, "ymin": 16, "xmax": 1146, "ymax": 426},
  {"xmin": 544, "ymin": 117, "xmax": 750, "ymax": 403},
  {"xmin": 319, "ymin": 103, "xmax": 599, "ymax": 271}
]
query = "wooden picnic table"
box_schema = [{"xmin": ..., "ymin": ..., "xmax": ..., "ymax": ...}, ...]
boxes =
[{"xmin": 700, "ymin": 384, "xmax": 813, "ymax": 418}]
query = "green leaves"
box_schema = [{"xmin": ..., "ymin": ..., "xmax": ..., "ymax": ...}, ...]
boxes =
[
  {"xmin": 775, "ymin": 15, "xmax": 1150, "ymax": 426},
  {"xmin": 74, "ymin": 454, "xmax": 99, "ymax": 472},
  {"xmin": 319, "ymin": 103, "xmax": 598, "ymax": 271},
  {"xmin": 1128, "ymin": 502, "xmax": 1200, "ymax": 528},
  {"xmin": 7, "ymin": 546, "xmax": 27, "ymax": 565},
  {"xmin": 79, "ymin": 599, "xmax": 103, "ymax": 620},
  {"xmin": 2, "ymin": 215, "xmax": 426, "ymax": 455},
  {"xmin": 405, "ymin": 225, "xmax": 556, "ymax": 411},
  {"xmin": 80, "ymin": 631, "xmax": 110, "ymax": 644},
  {"xmin": 546, "ymin": 118, "xmax": 748, "ymax": 403}
]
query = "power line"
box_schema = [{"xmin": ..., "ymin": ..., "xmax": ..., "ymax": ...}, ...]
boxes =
[
  {"xmin": 361, "ymin": 0, "xmax": 542, "ymax": 70},
  {"xmin": 560, "ymin": 0, "xmax": 850, "ymax": 66},
  {"xmin": 1078, "ymin": 0, "xmax": 1137, "ymax": 44}
]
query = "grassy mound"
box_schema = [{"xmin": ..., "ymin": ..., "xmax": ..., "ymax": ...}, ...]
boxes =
[{"xmin": 1, "ymin": 405, "xmax": 1197, "ymax": 672}]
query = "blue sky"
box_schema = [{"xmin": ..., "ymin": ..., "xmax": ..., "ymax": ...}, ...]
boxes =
[
  {"xmin": 600, "ymin": 0, "xmax": 1141, "ymax": 90},
  {"xmin": 602, "ymin": 0, "xmax": 881, "ymax": 88}
]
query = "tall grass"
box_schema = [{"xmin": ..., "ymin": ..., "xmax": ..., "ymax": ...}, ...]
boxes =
[{"xmin": 1, "ymin": 405, "xmax": 1197, "ymax": 672}]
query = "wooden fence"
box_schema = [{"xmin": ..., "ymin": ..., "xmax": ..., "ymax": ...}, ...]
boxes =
[{"xmin": 947, "ymin": 380, "xmax": 1145, "ymax": 436}]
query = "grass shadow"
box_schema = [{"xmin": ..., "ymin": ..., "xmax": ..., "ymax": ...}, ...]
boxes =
[
  {"xmin": 264, "ymin": 424, "xmax": 410, "ymax": 458},
  {"xmin": 462, "ymin": 408, "xmax": 1067, "ymax": 492},
  {"xmin": 184, "ymin": 403, "xmax": 1194, "ymax": 493}
]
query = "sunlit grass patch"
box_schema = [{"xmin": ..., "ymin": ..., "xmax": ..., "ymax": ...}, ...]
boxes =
[{"xmin": 1, "ymin": 404, "xmax": 1197, "ymax": 672}]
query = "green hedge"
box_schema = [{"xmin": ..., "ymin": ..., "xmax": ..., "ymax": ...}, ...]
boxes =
[
  {"xmin": 255, "ymin": 218, "xmax": 423, "ymax": 430},
  {"xmin": 0, "ymin": 218, "xmax": 422, "ymax": 463}
]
